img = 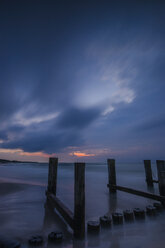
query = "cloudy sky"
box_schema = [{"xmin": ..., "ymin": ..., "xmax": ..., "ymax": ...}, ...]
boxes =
[{"xmin": 0, "ymin": 0, "xmax": 165, "ymax": 162}]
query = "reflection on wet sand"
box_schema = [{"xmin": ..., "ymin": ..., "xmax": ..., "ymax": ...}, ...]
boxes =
[
  {"xmin": 108, "ymin": 192, "xmax": 118, "ymax": 214},
  {"xmin": 43, "ymin": 200, "xmax": 73, "ymax": 239}
]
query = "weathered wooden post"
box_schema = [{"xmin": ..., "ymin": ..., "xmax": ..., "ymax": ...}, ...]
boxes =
[
  {"xmin": 74, "ymin": 163, "xmax": 85, "ymax": 239},
  {"xmin": 156, "ymin": 160, "xmax": 165, "ymax": 197},
  {"xmin": 107, "ymin": 159, "xmax": 116, "ymax": 193},
  {"xmin": 144, "ymin": 160, "xmax": 153, "ymax": 186},
  {"xmin": 47, "ymin": 157, "xmax": 58, "ymax": 195}
]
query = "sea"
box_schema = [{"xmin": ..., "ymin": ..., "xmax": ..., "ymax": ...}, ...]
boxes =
[{"xmin": 0, "ymin": 162, "xmax": 164, "ymax": 248}]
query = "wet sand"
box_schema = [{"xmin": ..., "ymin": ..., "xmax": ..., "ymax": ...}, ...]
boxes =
[
  {"xmin": 0, "ymin": 181, "xmax": 165, "ymax": 248},
  {"xmin": 0, "ymin": 182, "xmax": 28, "ymax": 196}
]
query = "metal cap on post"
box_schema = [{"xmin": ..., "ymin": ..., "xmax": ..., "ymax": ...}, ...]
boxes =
[
  {"xmin": 107, "ymin": 159, "xmax": 116, "ymax": 193},
  {"xmin": 74, "ymin": 163, "xmax": 85, "ymax": 239},
  {"xmin": 48, "ymin": 157, "xmax": 58, "ymax": 195}
]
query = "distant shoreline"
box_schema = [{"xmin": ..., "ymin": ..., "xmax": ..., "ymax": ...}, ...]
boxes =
[{"xmin": 0, "ymin": 159, "xmax": 39, "ymax": 164}]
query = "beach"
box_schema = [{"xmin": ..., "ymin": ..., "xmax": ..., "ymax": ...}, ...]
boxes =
[{"xmin": 0, "ymin": 162, "xmax": 164, "ymax": 248}]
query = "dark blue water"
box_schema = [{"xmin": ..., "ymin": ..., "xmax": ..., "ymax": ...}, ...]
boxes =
[{"xmin": 0, "ymin": 162, "xmax": 164, "ymax": 248}]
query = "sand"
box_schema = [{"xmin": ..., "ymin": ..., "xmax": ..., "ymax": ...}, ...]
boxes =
[{"xmin": 0, "ymin": 182, "xmax": 27, "ymax": 196}]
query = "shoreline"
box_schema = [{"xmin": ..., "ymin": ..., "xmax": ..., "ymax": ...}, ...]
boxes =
[{"xmin": 0, "ymin": 159, "xmax": 40, "ymax": 164}]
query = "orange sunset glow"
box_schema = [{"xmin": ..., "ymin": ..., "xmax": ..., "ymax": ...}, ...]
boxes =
[
  {"xmin": 69, "ymin": 151, "xmax": 95, "ymax": 157},
  {"xmin": 0, "ymin": 148, "xmax": 51, "ymax": 159}
]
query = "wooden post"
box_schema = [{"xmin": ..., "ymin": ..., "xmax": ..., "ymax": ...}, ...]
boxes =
[
  {"xmin": 107, "ymin": 159, "xmax": 116, "ymax": 193},
  {"xmin": 74, "ymin": 163, "xmax": 85, "ymax": 239},
  {"xmin": 144, "ymin": 160, "xmax": 153, "ymax": 186},
  {"xmin": 156, "ymin": 160, "xmax": 165, "ymax": 196},
  {"xmin": 47, "ymin": 157, "xmax": 58, "ymax": 195}
]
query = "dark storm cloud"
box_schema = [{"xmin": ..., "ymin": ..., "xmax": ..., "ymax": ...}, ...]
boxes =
[
  {"xmin": 135, "ymin": 117, "xmax": 165, "ymax": 132},
  {"xmin": 57, "ymin": 107, "xmax": 101, "ymax": 129},
  {"xmin": 0, "ymin": 132, "xmax": 7, "ymax": 140},
  {"xmin": 0, "ymin": 106, "xmax": 101, "ymax": 153},
  {"xmin": 0, "ymin": 0, "xmax": 165, "ymax": 159},
  {"xmin": 2, "ymin": 129, "xmax": 83, "ymax": 153}
]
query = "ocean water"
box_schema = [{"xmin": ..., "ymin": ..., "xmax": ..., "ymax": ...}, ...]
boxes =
[{"xmin": 0, "ymin": 162, "xmax": 164, "ymax": 248}]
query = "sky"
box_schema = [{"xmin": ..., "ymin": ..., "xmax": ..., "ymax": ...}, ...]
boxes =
[{"xmin": 0, "ymin": 0, "xmax": 165, "ymax": 162}]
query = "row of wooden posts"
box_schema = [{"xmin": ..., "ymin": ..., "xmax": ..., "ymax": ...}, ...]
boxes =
[
  {"xmin": 107, "ymin": 159, "xmax": 165, "ymax": 201},
  {"xmin": 46, "ymin": 158, "xmax": 165, "ymax": 239}
]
